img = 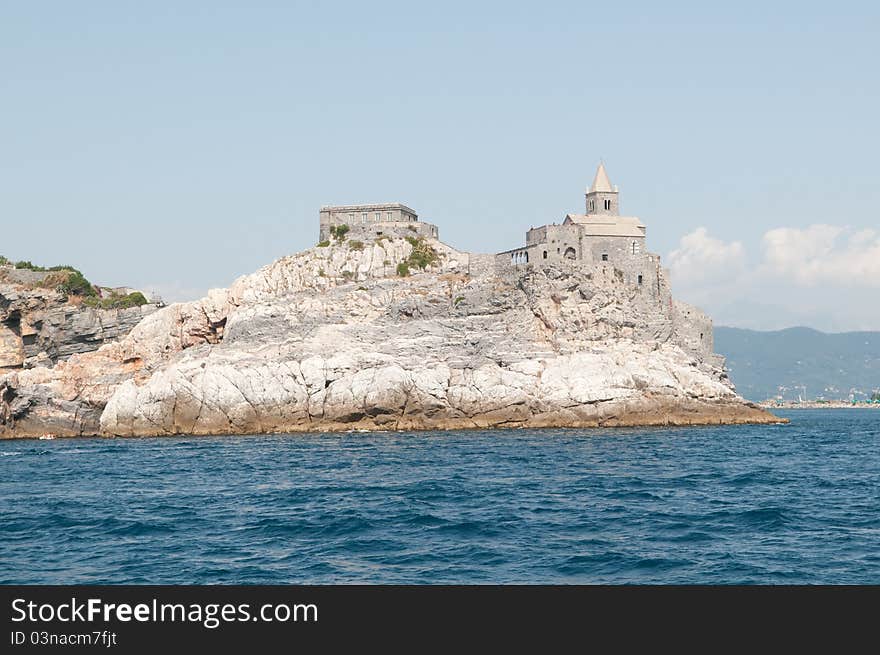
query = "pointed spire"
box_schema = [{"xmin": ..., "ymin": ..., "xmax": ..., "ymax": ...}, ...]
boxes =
[{"xmin": 589, "ymin": 162, "xmax": 614, "ymax": 193}]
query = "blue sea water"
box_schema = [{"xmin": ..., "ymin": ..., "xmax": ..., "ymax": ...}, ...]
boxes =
[{"xmin": 1, "ymin": 409, "xmax": 878, "ymax": 584}]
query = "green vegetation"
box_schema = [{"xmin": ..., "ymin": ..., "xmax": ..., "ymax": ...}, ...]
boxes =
[
  {"xmin": 318, "ymin": 268, "xmax": 326, "ymax": 277},
  {"xmin": 59, "ymin": 271, "xmax": 97, "ymax": 297},
  {"xmin": 83, "ymin": 292, "xmax": 149, "ymax": 309},
  {"xmin": 396, "ymin": 262, "xmax": 410, "ymax": 277},
  {"xmin": 404, "ymin": 236, "xmax": 440, "ymax": 271},
  {"xmin": 329, "ymin": 224, "xmax": 350, "ymax": 241},
  {"xmin": 316, "ymin": 240, "xmax": 330, "ymax": 247},
  {"xmin": 14, "ymin": 260, "xmax": 46, "ymax": 271},
  {"xmin": 454, "ymin": 296, "xmax": 465, "ymax": 306},
  {"xmin": 341, "ymin": 270, "xmax": 353, "ymax": 280},
  {"xmin": 0, "ymin": 255, "xmax": 8, "ymax": 266},
  {"xmin": 348, "ymin": 240, "xmax": 364, "ymax": 251}
]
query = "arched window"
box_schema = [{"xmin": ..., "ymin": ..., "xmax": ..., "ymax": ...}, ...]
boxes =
[{"xmin": 564, "ymin": 247, "xmax": 576, "ymax": 260}]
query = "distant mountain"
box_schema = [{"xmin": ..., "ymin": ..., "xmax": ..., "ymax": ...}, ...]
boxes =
[{"xmin": 714, "ymin": 326, "xmax": 880, "ymax": 402}]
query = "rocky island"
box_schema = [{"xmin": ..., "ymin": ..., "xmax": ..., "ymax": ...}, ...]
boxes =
[{"xmin": 1, "ymin": 165, "xmax": 779, "ymax": 438}]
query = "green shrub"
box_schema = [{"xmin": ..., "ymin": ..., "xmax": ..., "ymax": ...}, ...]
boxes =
[
  {"xmin": 0, "ymin": 255, "xmax": 8, "ymax": 266},
  {"xmin": 14, "ymin": 260, "xmax": 46, "ymax": 272},
  {"xmin": 318, "ymin": 268, "xmax": 326, "ymax": 277},
  {"xmin": 59, "ymin": 271, "xmax": 97, "ymax": 297},
  {"xmin": 348, "ymin": 240, "xmax": 364, "ymax": 251},
  {"xmin": 404, "ymin": 236, "xmax": 439, "ymax": 270},
  {"xmin": 341, "ymin": 270, "xmax": 353, "ymax": 279},
  {"xmin": 454, "ymin": 296, "xmax": 465, "ymax": 306},
  {"xmin": 317, "ymin": 240, "xmax": 330, "ymax": 247},
  {"xmin": 396, "ymin": 262, "xmax": 410, "ymax": 277},
  {"xmin": 83, "ymin": 291, "xmax": 149, "ymax": 309},
  {"xmin": 329, "ymin": 224, "xmax": 349, "ymax": 240}
]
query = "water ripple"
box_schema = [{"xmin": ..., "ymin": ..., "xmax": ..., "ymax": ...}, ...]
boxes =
[{"xmin": 0, "ymin": 409, "xmax": 878, "ymax": 583}]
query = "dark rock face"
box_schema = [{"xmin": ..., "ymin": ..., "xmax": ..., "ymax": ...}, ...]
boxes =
[{"xmin": 0, "ymin": 284, "xmax": 158, "ymax": 371}]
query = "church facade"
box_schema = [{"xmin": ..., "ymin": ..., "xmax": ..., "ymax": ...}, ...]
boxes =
[{"xmin": 497, "ymin": 163, "xmax": 656, "ymax": 292}]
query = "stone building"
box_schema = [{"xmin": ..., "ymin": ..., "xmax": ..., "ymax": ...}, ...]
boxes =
[
  {"xmin": 496, "ymin": 162, "xmax": 716, "ymax": 362},
  {"xmin": 319, "ymin": 203, "xmax": 439, "ymax": 242},
  {"xmin": 498, "ymin": 163, "xmax": 649, "ymax": 274}
]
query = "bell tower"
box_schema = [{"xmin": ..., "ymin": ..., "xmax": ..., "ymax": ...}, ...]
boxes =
[{"xmin": 585, "ymin": 162, "xmax": 619, "ymax": 216}]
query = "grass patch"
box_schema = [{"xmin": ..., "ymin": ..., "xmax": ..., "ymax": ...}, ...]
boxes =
[
  {"xmin": 396, "ymin": 262, "xmax": 410, "ymax": 277},
  {"xmin": 317, "ymin": 240, "xmax": 330, "ymax": 247},
  {"xmin": 348, "ymin": 240, "xmax": 364, "ymax": 251}
]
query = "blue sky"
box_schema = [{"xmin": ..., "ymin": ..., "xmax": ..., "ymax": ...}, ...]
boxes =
[{"xmin": 2, "ymin": 2, "xmax": 879, "ymax": 330}]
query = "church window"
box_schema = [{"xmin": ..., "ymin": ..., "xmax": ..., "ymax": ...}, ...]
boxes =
[
  {"xmin": 604, "ymin": 199, "xmax": 611, "ymax": 211},
  {"xmin": 601, "ymin": 253, "xmax": 608, "ymax": 261}
]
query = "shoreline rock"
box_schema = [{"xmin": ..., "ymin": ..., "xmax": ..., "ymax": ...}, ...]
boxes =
[{"xmin": 1, "ymin": 237, "xmax": 783, "ymax": 439}]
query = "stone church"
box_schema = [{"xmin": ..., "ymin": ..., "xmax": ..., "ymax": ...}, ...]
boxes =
[{"xmin": 498, "ymin": 163, "xmax": 652, "ymax": 287}]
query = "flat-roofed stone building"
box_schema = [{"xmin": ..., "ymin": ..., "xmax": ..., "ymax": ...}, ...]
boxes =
[{"xmin": 319, "ymin": 203, "xmax": 439, "ymax": 242}]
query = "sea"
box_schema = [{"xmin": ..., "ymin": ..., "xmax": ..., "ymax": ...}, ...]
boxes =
[{"xmin": 1, "ymin": 409, "xmax": 877, "ymax": 584}]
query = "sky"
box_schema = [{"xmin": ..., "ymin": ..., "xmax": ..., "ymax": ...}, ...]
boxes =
[{"xmin": 1, "ymin": 1, "xmax": 878, "ymax": 331}]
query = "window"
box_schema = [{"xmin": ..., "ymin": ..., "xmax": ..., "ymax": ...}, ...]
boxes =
[
  {"xmin": 604, "ymin": 199, "xmax": 611, "ymax": 211},
  {"xmin": 387, "ymin": 212, "xmax": 392, "ymax": 220},
  {"xmin": 700, "ymin": 333, "xmax": 704, "ymax": 340},
  {"xmin": 362, "ymin": 212, "xmax": 368, "ymax": 223},
  {"xmin": 543, "ymin": 251, "xmax": 548, "ymax": 259},
  {"xmin": 349, "ymin": 213, "xmax": 355, "ymax": 222},
  {"xmin": 632, "ymin": 241, "xmax": 640, "ymax": 254},
  {"xmin": 638, "ymin": 275, "xmax": 643, "ymax": 285},
  {"xmin": 564, "ymin": 247, "xmax": 577, "ymax": 260},
  {"xmin": 375, "ymin": 213, "xmax": 381, "ymax": 221},
  {"xmin": 601, "ymin": 253, "xmax": 608, "ymax": 261},
  {"xmin": 589, "ymin": 200, "xmax": 595, "ymax": 212}
]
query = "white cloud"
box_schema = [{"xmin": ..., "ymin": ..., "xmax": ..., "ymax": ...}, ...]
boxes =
[
  {"xmin": 668, "ymin": 227, "xmax": 746, "ymax": 302},
  {"xmin": 761, "ymin": 224, "xmax": 880, "ymax": 286},
  {"xmin": 665, "ymin": 225, "xmax": 880, "ymax": 331}
]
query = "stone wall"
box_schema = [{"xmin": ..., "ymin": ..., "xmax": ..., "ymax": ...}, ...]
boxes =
[
  {"xmin": 672, "ymin": 299, "xmax": 714, "ymax": 361},
  {"xmin": 322, "ymin": 220, "xmax": 439, "ymax": 244}
]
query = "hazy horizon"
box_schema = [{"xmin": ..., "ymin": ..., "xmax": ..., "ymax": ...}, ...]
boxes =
[{"xmin": 3, "ymin": 1, "xmax": 878, "ymax": 331}]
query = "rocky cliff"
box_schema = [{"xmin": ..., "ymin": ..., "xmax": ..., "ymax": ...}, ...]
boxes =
[
  {"xmin": 0, "ymin": 237, "xmax": 778, "ymax": 438},
  {"xmin": 0, "ymin": 269, "xmax": 158, "ymax": 372}
]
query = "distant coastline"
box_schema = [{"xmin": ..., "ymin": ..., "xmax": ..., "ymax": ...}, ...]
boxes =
[{"xmin": 759, "ymin": 401, "xmax": 880, "ymax": 410}]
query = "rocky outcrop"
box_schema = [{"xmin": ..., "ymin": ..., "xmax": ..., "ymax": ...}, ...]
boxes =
[
  {"xmin": 1, "ymin": 280, "xmax": 157, "ymax": 370},
  {"xmin": 0, "ymin": 238, "xmax": 779, "ymax": 438}
]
